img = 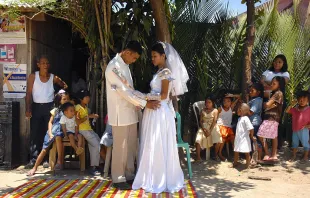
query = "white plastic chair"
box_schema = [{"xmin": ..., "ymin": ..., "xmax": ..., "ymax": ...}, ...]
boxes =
[{"xmin": 192, "ymin": 101, "xmax": 211, "ymax": 160}]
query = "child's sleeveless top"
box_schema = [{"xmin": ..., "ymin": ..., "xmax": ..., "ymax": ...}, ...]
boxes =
[{"xmin": 217, "ymin": 107, "xmax": 232, "ymax": 127}]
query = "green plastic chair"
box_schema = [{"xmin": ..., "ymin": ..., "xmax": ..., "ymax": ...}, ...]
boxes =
[{"xmin": 176, "ymin": 112, "xmax": 193, "ymax": 179}]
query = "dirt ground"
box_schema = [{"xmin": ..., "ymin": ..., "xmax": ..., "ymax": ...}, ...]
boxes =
[{"xmin": 0, "ymin": 145, "xmax": 309, "ymax": 197}]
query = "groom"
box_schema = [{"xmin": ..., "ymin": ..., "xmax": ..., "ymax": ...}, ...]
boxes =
[{"xmin": 105, "ymin": 41, "xmax": 160, "ymax": 190}]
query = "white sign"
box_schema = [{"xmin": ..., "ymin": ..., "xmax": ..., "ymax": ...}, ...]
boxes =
[
  {"xmin": 2, "ymin": 63, "xmax": 27, "ymax": 98},
  {"xmin": 0, "ymin": 15, "xmax": 27, "ymax": 44}
]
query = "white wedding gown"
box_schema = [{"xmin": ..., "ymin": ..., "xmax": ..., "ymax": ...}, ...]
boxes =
[{"xmin": 132, "ymin": 69, "xmax": 184, "ymax": 193}]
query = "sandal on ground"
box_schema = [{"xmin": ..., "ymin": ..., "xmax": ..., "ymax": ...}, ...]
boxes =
[
  {"xmin": 55, "ymin": 163, "xmax": 63, "ymax": 171},
  {"xmin": 215, "ymin": 156, "xmax": 221, "ymax": 162},
  {"xmin": 27, "ymin": 168, "xmax": 36, "ymax": 176},
  {"xmin": 193, "ymin": 159, "xmax": 203, "ymax": 164},
  {"xmin": 263, "ymin": 155, "xmax": 270, "ymax": 161},
  {"xmin": 76, "ymin": 147, "xmax": 84, "ymax": 156}
]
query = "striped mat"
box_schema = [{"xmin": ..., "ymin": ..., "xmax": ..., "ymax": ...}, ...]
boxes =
[{"xmin": 1, "ymin": 179, "xmax": 197, "ymax": 198}]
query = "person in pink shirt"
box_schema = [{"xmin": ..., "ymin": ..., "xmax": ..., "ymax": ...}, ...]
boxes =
[{"xmin": 286, "ymin": 91, "xmax": 310, "ymax": 163}]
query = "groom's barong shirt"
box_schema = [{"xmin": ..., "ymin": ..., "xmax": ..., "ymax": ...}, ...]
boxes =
[{"xmin": 106, "ymin": 53, "xmax": 147, "ymax": 126}]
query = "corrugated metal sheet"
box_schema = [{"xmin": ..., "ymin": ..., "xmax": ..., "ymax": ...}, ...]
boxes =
[{"xmin": 0, "ymin": 0, "xmax": 55, "ymax": 9}]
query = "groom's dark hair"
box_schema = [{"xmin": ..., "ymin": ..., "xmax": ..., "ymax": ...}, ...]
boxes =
[{"xmin": 124, "ymin": 41, "xmax": 143, "ymax": 55}]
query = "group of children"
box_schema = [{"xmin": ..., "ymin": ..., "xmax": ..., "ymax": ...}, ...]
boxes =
[
  {"xmin": 27, "ymin": 89, "xmax": 102, "ymax": 176},
  {"xmin": 195, "ymin": 76, "xmax": 310, "ymax": 168}
]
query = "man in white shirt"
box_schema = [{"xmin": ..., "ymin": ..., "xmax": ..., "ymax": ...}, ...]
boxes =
[{"xmin": 105, "ymin": 41, "xmax": 159, "ymax": 190}]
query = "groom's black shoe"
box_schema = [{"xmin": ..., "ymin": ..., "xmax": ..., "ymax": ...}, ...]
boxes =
[
  {"xmin": 112, "ymin": 182, "xmax": 132, "ymax": 190},
  {"xmin": 126, "ymin": 179, "xmax": 134, "ymax": 185}
]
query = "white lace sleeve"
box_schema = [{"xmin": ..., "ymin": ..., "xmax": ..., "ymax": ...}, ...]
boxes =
[{"xmin": 158, "ymin": 68, "xmax": 174, "ymax": 81}]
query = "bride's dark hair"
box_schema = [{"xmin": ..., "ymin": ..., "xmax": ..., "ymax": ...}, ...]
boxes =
[{"xmin": 152, "ymin": 42, "xmax": 165, "ymax": 55}]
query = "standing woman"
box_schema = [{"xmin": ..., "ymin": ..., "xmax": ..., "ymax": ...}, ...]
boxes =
[
  {"xmin": 132, "ymin": 42, "xmax": 189, "ymax": 193},
  {"xmin": 261, "ymin": 54, "xmax": 290, "ymax": 99},
  {"xmin": 25, "ymin": 55, "xmax": 67, "ymax": 168}
]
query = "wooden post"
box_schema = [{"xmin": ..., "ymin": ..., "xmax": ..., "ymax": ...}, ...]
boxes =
[
  {"xmin": 0, "ymin": 64, "xmax": 3, "ymax": 102},
  {"xmin": 242, "ymin": 0, "xmax": 255, "ymax": 101}
]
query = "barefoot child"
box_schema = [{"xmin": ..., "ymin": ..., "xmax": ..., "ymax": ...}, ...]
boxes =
[
  {"xmin": 248, "ymin": 83, "xmax": 264, "ymax": 160},
  {"xmin": 75, "ymin": 89, "xmax": 101, "ymax": 176},
  {"xmin": 60, "ymin": 102, "xmax": 84, "ymax": 156},
  {"xmin": 257, "ymin": 76, "xmax": 285, "ymax": 161},
  {"xmin": 195, "ymin": 95, "xmax": 222, "ymax": 162},
  {"xmin": 27, "ymin": 90, "xmax": 69, "ymax": 176},
  {"xmin": 232, "ymin": 103, "xmax": 255, "ymax": 168},
  {"xmin": 217, "ymin": 93, "xmax": 240, "ymax": 160},
  {"xmin": 287, "ymin": 91, "xmax": 310, "ymax": 163}
]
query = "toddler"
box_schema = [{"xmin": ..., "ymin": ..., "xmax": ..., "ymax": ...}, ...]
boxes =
[
  {"xmin": 287, "ymin": 91, "xmax": 310, "ymax": 163},
  {"xmin": 232, "ymin": 103, "xmax": 255, "ymax": 168},
  {"xmin": 60, "ymin": 102, "xmax": 84, "ymax": 156}
]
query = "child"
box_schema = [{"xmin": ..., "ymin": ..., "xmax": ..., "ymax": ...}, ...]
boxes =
[
  {"xmin": 217, "ymin": 94, "xmax": 240, "ymax": 161},
  {"xmin": 75, "ymin": 89, "xmax": 101, "ymax": 176},
  {"xmin": 257, "ymin": 76, "xmax": 285, "ymax": 161},
  {"xmin": 195, "ymin": 96, "xmax": 222, "ymax": 162},
  {"xmin": 232, "ymin": 103, "xmax": 255, "ymax": 168},
  {"xmin": 27, "ymin": 90, "xmax": 69, "ymax": 176},
  {"xmin": 287, "ymin": 91, "xmax": 310, "ymax": 163},
  {"xmin": 60, "ymin": 102, "xmax": 84, "ymax": 156},
  {"xmin": 248, "ymin": 83, "xmax": 264, "ymax": 160},
  {"xmin": 100, "ymin": 115, "xmax": 113, "ymax": 160}
]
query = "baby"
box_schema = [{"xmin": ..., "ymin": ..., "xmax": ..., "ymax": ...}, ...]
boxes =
[{"xmin": 60, "ymin": 102, "xmax": 84, "ymax": 155}]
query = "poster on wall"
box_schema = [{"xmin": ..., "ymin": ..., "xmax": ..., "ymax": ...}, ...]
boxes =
[
  {"xmin": 2, "ymin": 63, "xmax": 27, "ymax": 98},
  {"xmin": 0, "ymin": 15, "xmax": 26, "ymax": 44},
  {"xmin": 0, "ymin": 44, "xmax": 16, "ymax": 63}
]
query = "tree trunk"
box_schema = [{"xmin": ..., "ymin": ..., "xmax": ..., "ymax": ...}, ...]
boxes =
[
  {"xmin": 150, "ymin": 0, "xmax": 172, "ymax": 43},
  {"xmin": 242, "ymin": 0, "xmax": 255, "ymax": 101}
]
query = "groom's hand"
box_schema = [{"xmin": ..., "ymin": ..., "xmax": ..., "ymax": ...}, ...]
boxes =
[{"xmin": 146, "ymin": 101, "xmax": 161, "ymax": 110}]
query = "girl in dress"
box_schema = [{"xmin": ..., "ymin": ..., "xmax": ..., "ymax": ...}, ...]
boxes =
[
  {"xmin": 195, "ymin": 96, "xmax": 222, "ymax": 162},
  {"xmin": 27, "ymin": 90, "xmax": 69, "ymax": 176},
  {"xmin": 217, "ymin": 94, "xmax": 240, "ymax": 161},
  {"xmin": 257, "ymin": 76, "xmax": 285, "ymax": 161},
  {"xmin": 132, "ymin": 43, "xmax": 186, "ymax": 193},
  {"xmin": 232, "ymin": 103, "xmax": 255, "ymax": 168}
]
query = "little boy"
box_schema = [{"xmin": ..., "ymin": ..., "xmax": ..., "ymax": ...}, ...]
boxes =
[
  {"xmin": 286, "ymin": 91, "xmax": 310, "ymax": 163},
  {"xmin": 60, "ymin": 102, "xmax": 84, "ymax": 156}
]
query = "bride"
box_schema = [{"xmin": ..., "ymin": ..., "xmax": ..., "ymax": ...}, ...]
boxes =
[{"xmin": 132, "ymin": 42, "xmax": 189, "ymax": 193}]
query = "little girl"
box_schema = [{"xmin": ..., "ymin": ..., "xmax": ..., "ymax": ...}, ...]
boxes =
[
  {"xmin": 27, "ymin": 90, "xmax": 69, "ymax": 176},
  {"xmin": 232, "ymin": 103, "xmax": 255, "ymax": 168},
  {"xmin": 60, "ymin": 102, "xmax": 84, "ymax": 156},
  {"xmin": 257, "ymin": 76, "xmax": 285, "ymax": 161},
  {"xmin": 286, "ymin": 91, "xmax": 310, "ymax": 163},
  {"xmin": 217, "ymin": 94, "xmax": 240, "ymax": 160},
  {"xmin": 248, "ymin": 83, "xmax": 264, "ymax": 160},
  {"xmin": 75, "ymin": 89, "xmax": 101, "ymax": 176},
  {"xmin": 195, "ymin": 96, "xmax": 222, "ymax": 162}
]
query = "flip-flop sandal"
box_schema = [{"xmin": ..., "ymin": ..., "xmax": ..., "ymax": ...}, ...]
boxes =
[
  {"xmin": 263, "ymin": 155, "xmax": 270, "ymax": 161},
  {"xmin": 194, "ymin": 160, "xmax": 203, "ymax": 164}
]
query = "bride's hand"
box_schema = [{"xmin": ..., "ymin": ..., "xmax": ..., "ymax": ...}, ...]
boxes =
[{"xmin": 146, "ymin": 101, "xmax": 161, "ymax": 110}]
